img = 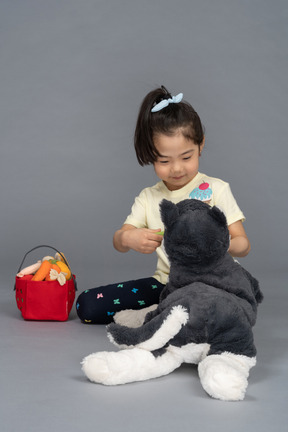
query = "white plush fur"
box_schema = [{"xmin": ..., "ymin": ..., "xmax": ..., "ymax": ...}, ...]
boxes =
[
  {"xmin": 168, "ymin": 343, "xmax": 210, "ymax": 364},
  {"xmin": 82, "ymin": 342, "xmax": 210, "ymax": 386},
  {"xmin": 81, "ymin": 348, "xmax": 182, "ymax": 385},
  {"xmin": 198, "ymin": 352, "xmax": 256, "ymax": 401},
  {"xmin": 113, "ymin": 304, "xmax": 158, "ymax": 328},
  {"xmin": 137, "ymin": 305, "xmax": 189, "ymax": 351},
  {"xmin": 82, "ymin": 333, "xmax": 256, "ymax": 400},
  {"xmin": 82, "ymin": 340, "xmax": 256, "ymax": 399}
]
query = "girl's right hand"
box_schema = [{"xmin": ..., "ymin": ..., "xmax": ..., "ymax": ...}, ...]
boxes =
[
  {"xmin": 125, "ymin": 228, "xmax": 163, "ymax": 254},
  {"xmin": 113, "ymin": 225, "xmax": 163, "ymax": 254}
]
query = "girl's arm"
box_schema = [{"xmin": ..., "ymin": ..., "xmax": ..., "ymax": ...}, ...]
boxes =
[
  {"xmin": 228, "ymin": 220, "xmax": 251, "ymax": 257},
  {"xmin": 113, "ymin": 224, "xmax": 163, "ymax": 254}
]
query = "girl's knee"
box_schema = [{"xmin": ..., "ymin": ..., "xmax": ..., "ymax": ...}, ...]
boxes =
[
  {"xmin": 75, "ymin": 291, "xmax": 88, "ymax": 322},
  {"xmin": 76, "ymin": 290, "xmax": 96, "ymax": 323},
  {"xmin": 76, "ymin": 288, "xmax": 113, "ymax": 324}
]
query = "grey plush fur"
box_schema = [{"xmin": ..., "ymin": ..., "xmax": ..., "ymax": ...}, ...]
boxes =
[{"xmin": 107, "ymin": 199, "xmax": 263, "ymax": 358}]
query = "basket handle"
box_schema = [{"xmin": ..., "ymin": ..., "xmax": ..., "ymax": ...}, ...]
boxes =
[{"xmin": 14, "ymin": 245, "xmax": 77, "ymax": 291}]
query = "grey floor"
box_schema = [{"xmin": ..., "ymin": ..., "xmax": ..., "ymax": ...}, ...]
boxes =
[{"xmin": 1, "ymin": 271, "xmax": 287, "ymax": 432}]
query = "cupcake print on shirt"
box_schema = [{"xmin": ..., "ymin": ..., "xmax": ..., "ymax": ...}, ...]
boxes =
[{"xmin": 189, "ymin": 182, "xmax": 212, "ymax": 203}]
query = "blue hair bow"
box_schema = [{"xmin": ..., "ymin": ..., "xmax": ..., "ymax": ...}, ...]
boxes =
[{"xmin": 151, "ymin": 93, "xmax": 183, "ymax": 112}]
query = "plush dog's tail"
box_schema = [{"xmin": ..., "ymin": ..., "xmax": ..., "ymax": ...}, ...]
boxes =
[{"xmin": 107, "ymin": 305, "xmax": 189, "ymax": 351}]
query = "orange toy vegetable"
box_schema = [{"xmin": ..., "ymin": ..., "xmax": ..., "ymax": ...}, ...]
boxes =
[
  {"xmin": 31, "ymin": 260, "xmax": 52, "ymax": 281},
  {"xmin": 45, "ymin": 261, "xmax": 61, "ymax": 281}
]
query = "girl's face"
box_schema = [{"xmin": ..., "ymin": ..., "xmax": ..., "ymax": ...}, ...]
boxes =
[{"xmin": 153, "ymin": 131, "xmax": 204, "ymax": 191}]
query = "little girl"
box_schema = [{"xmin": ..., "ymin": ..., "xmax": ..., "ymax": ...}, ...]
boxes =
[{"xmin": 76, "ymin": 86, "xmax": 250, "ymax": 324}]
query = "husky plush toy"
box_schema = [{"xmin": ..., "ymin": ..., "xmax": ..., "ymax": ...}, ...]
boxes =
[{"xmin": 82, "ymin": 199, "xmax": 263, "ymax": 401}]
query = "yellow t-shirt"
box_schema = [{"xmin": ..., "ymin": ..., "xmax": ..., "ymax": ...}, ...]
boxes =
[{"xmin": 124, "ymin": 172, "xmax": 245, "ymax": 285}]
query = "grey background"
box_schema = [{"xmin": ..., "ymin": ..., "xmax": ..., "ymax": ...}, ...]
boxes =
[
  {"xmin": 1, "ymin": 0, "xmax": 287, "ymax": 286},
  {"xmin": 1, "ymin": 1, "xmax": 287, "ymax": 431}
]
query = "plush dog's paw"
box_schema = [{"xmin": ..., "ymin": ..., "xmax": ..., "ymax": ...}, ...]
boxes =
[
  {"xmin": 81, "ymin": 352, "xmax": 112, "ymax": 384},
  {"xmin": 81, "ymin": 347, "xmax": 181, "ymax": 385},
  {"xmin": 81, "ymin": 349, "xmax": 157, "ymax": 385},
  {"xmin": 113, "ymin": 305, "xmax": 158, "ymax": 328},
  {"xmin": 198, "ymin": 353, "xmax": 256, "ymax": 401}
]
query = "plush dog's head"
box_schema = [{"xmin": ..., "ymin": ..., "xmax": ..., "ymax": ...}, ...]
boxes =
[{"xmin": 160, "ymin": 199, "xmax": 230, "ymax": 269}]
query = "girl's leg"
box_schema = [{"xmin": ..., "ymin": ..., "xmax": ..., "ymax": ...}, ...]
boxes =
[{"xmin": 76, "ymin": 277, "xmax": 164, "ymax": 324}]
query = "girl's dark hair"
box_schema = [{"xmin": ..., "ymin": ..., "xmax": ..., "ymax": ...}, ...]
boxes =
[{"xmin": 134, "ymin": 86, "xmax": 205, "ymax": 166}]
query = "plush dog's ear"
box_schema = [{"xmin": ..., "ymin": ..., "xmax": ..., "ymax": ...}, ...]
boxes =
[
  {"xmin": 209, "ymin": 206, "xmax": 227, "ymax": 227},
  {"xmin": 160, "ymin": 199, "xmax": 179, "ymax": 228}
]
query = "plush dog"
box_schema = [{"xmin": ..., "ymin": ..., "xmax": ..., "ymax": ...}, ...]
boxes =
[{"xmin": 82, "ymin": 199, "xmax": 263, "ymax": 401}]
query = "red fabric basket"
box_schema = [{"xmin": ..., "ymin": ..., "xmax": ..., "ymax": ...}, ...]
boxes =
[{"xmin": 14, "ymin": 246, "xmax": 77, "ymax": 321}]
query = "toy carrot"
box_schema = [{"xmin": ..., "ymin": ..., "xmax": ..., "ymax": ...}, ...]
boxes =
[
  {"xmin": 31, "ymin": 260, "xmax": 52, "ymax": 281},
  {"xmin": 45, "ymin": 262, "xmax": 61, "ymax": 281}
]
